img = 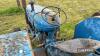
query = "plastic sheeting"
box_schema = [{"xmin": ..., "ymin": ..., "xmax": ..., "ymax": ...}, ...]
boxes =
[{"xmin": 74, "ymin": 17, "xmax": 100, "ymax": 41}]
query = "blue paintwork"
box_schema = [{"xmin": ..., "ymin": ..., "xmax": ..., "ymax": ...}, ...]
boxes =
[
  {"xmin": 33, "ymin": 14, "xmax": 59, "ymax": 32},
  {"xmin": 87, "ymin": 53, "xmax": 100, "ymax": 56},
  {"xmin": 26, "ymin": 5, "xmax": 59, "ymax": 32},
  {"xmin": 26, "ymin": 4, "xmax": 100, "ymax": 56},
  {"xmin": 74, "ymin": 17, "xmax": 100, "ymax": 55},
  {"xmin": 74, "ymin": 17, "xmax": 100, "ymax": 41},
  {"xmin": 0, "ymin": 31, "xmax": 32, "ymax": 56}
]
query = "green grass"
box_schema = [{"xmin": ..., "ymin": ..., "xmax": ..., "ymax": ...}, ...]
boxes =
[
  {"xmin": 0, "ymin": 7, "xmax": 24, "ymax": 16},
  {"xmin": 0, "ymin": 0, "xmax": 27, "ymax": 34},
  {"xmin": 0, "ymin": 0, "xmax": 100, "ymax": 39},
  {"xmin": 0, "ymin": 14, "xmax": 26, "ymax": 34}
]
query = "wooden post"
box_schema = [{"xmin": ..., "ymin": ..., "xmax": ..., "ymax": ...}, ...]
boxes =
[
  {"xmin": 16, "ymin": 0, "xmax": 21, "ymax": 7},
  {"xmin": 21, "ymin": 0, "xmax": 26, "ymax": 10},
  {"xmin": 21, "ymin": 0, "xmax": 29, "ymax": 25}
]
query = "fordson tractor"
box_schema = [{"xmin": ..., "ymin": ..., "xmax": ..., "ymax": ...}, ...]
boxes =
[{"xmin": 20, "ymin": 0, "xmax": 100, "ymax": 56}]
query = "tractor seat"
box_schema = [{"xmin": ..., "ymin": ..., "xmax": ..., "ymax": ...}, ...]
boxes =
[{"xmin": 54, "ymin": 39, "xmax": 100, "ymax": 53}]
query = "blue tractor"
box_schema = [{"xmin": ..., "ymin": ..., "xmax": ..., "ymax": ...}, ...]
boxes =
[{"xmin": 21, "ymin": 0, "xmax": 100, "ymax": 56}]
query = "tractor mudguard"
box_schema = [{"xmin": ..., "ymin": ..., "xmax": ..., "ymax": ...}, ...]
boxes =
[{"xmin": 74, "ymin": 17, "xmax": 100, "ymax": 41}]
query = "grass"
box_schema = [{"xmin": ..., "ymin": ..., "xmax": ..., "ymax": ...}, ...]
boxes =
[
  {"xmin": 0, "ymin": 0, "xmax": 27, "ymax": 34},
  {"xmin": 0, "ymin": 0, "xmax": 17, "ymax": 9},
  {"xmin": 0, "ymin": 7, "xmax": 24, "ymax": 16},
  {"xmin": 0, "ymin": 0, "xmax": 100, "ymax": 39},
  {"xmin": 0, "ymin": 14, "xmax": 26, "ymax": 34}
]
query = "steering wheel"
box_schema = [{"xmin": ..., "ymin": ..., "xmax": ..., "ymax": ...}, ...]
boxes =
[{"xmin": 41, "ymin": 6, "xmax": 68, "ymax": 26}]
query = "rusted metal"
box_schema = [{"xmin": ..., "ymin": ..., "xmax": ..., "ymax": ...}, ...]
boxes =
[
  {"xmin": 26, "ymin": 32, "xmax": 35, "ymax": 56},
  {"xmin": 0, "ymin": 31, "xmax": 33, "ymax": 56},
  {"xmin": 29, "ymin": 1, "xmax": 34, "ymax": 11},
  {"xmin": 33, "ymin": 48, "xmax": 46, "ymax": 56}
]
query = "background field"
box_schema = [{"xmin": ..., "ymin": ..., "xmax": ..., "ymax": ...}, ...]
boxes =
[{"xmin": 0, "ymin": 0, "xmax": 100, "ymax": 39}]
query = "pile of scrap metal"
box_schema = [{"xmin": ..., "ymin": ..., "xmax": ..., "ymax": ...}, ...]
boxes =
[{"xmin": 20, "ymin": 0, "xmax": 100, "ymax": 56}]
